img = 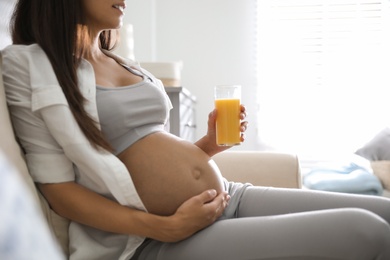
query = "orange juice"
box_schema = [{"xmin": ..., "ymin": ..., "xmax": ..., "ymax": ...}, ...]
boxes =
[{"xmin": 215, "ymin": 98, "xmax": 241, "ymax": 146}]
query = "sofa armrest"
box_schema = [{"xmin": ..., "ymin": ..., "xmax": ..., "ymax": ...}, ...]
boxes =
[{"xmin": 213, "ymin": 151, "xmax": 302, "ymax": 189}]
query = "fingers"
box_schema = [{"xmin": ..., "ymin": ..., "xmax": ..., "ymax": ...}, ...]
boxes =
[
  {"xmin": 204, "ymin": 191, "xmax": 230, "ymax": 221},
  {"xmin": 167, "ymin": 190, "xmax": 230, "ymax": 242},
  {"xmin": 197, "ymin": 189, "xmax": 218, "ymax": 204},
  {"xmin": 239, "ymin": 105, "xmax": 248, "ymax": 142},
  {"xmin": 240, "ymin": 121, "xmax": 248, "ymax": 132},
  {"xmin": 209, "ymin": 109, "xmax": 217, "ymax": 119},
  {"xmin": 240, "ymin": 133, "xmax": 246, "ymax": 142},
  {"xmin": 240, "ymin": 104, "xmax": 246, "ymax": 112},
  {"xmin": 195, "ymin": 189, "xmax": 230, "ymax": 220},
  {"xmin": 207, "ymin": 110, "xmax": 217, "ymax": 130},
  {"xmin": 239, "ymin": 104, "xmax": 247, "ymax": 121}
]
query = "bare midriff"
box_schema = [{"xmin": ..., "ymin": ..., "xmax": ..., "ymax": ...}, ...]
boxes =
[{"xmin": 118, "ymin": 132, "xmax": 226, "ymax": 216}]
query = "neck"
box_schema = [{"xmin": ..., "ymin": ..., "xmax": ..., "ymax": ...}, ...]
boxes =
[{"xmin": 83, "ymin": 34, "xmax": 105, "ymax": 62}]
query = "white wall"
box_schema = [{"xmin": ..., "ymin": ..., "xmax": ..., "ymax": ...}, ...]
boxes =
[
  {"xmin": 125, "ymin": 0, "xmax": 260, "ymax": 150},
  {"xmin": 0, "ymin": 0, "xmax": 14, "ymax": 49},
  {"xmin": 0, "ymin": 0, "xmax": 260, "ymax": 150}
]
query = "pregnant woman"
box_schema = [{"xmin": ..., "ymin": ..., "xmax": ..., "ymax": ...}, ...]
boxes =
[
  {"xmin": 3, "ymin": 0, "xmax": 390, "ymax": 260},
  {"xmin": 95, "ymin": 62, "xmax": 232, "ymax": 215}
]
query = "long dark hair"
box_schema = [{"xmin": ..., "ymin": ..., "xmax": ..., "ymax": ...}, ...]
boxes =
[{"xmin": 10, "ymin": 0, "xmax": 113, "ymax": 151}]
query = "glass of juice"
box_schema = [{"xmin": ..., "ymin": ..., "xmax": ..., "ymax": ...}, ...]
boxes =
[{"xmin": 214, "ymin": 85, "xmax": 241, "ymax": 146}]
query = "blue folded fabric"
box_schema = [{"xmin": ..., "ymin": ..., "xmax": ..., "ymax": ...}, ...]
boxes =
[{"xmin": 303, "ymin": 155, "xmax": 383, "ymax": 196}]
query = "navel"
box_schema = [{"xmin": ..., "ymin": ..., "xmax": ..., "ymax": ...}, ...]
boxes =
[{"xmin": 192, "ymin": 169, "xmax": 201, "ymax": 180}]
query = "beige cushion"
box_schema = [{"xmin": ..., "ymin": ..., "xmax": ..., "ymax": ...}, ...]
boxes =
[
  {"xmin": 371, "ymin": 160, "xmax": 390, "ymax": 190},
  {"xmin": 0, "ymin": 54, "xmax": 70, "ymax": 256},
  {"xmin": 213, "ymin": 151, "xmax": 302, "ymax": 189}
]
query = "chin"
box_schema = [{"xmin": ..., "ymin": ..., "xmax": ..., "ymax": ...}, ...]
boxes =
[
  {"xmin": 105, "ymin": 22, "xmax": 122, "ymax": 31},
  {"xmin": 116, "ymin": 22, "xmax": 123, "ymax": 30}
]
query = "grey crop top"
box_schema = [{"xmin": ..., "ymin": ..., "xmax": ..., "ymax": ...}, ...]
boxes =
[{"xmin": 96, "ymin": 67, "xmax": 172, "ymax": 155}]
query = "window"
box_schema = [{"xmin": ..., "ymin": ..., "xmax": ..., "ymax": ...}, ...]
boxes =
[{"xmin": 257, "ymin": 0, "xmax": 390, "ymax": 161}]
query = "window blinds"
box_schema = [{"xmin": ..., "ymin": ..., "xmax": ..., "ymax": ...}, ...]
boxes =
[{"xmin": 257, "ymin": 0, "xmax": 390, "ymax": 159}]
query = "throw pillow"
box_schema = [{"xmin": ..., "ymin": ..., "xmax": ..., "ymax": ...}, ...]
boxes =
[{"xmin": 355, "ymin": 127, "xmax": 390, "ymax": 161}]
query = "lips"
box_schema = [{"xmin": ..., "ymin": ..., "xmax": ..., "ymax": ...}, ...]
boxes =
[{"xmin": 113, "ymin": 3, "xmax": 126, "ymax": 13}]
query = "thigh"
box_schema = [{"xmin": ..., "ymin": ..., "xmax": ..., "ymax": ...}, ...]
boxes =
[
  {"xmin": 238, "ymin": 186, "xmax": 390, "ymax": 223},
  {"xmin": 136, "ymin": 208, "xmax": 390, "ymax": 260}
]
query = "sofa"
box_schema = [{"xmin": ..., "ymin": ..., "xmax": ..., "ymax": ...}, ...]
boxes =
[{"xmin": 0, "ymin": 54, "xmax": 302, "ymax": 258}]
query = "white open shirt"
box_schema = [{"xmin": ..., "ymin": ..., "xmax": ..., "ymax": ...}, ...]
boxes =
[{"xmin": 2, "ymin": 44, "xmax": 151, "ymax": 260}]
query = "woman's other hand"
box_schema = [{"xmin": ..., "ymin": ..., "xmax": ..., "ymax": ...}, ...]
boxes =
[
  {"xmin": 155, "ymin": 190, "xmax": 230, "ymax": 242},
  {"xmin": 195, "ymin": 104, "xmax": 248, "ymax": 157},
  {"xmin": 39, "ymin": 182, "xmax": 228, "ymax": 243}
]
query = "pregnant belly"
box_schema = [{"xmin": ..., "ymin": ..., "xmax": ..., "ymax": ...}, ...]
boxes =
[{"xmin": 118, "ymin": 132, "xmax": 226, "ymax": 216}]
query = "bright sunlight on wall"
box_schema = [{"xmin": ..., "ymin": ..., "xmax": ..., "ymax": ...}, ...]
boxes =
[{"xmin": 257, "ymin": 0, "xmax": 390, "ymax": 160}]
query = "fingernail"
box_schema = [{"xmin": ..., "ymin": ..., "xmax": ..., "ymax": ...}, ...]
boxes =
[{"xmin": 209, "ymin": 189, "xmax": 217, "ymax": 197}]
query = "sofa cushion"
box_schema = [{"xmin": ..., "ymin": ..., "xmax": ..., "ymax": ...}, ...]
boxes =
[
  {"xmin": 0, "ymin": 53, "xmax": 70, "ymax": 256},
  {"xmin": 0, "ymin": 57, "xmax": 39, "ymax": 202}
]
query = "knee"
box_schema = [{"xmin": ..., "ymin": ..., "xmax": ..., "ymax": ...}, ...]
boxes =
[{"xmin": 344, "ymin": 208, "xmax": 390, "ymax": 249}]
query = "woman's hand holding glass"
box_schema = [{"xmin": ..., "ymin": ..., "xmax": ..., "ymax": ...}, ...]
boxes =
[{"xmin": 195, "ymin": 104, "xmax": 248, "ymax": 157}]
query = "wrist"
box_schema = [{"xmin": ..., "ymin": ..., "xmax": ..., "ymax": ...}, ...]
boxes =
[
  {"xmin": 129, "ymin": 212, "xmax": 182, "ymax": 242},
  {"xmin": 195, "ymin": 135, "xmax": 215, "ymax": 156}
]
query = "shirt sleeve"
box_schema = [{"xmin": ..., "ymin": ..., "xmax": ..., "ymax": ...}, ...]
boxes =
[
  {"xmin": 3, "ymin": 46, "xmax": 146, "ymax": 210},
  {"xmin": 2, "ymin": 47, "xmax": 76, "ymax": 183}
]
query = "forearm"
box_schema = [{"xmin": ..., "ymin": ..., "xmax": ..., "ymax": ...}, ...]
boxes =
[
  {"xmin": 195, "ymin": 109, "xmax": 234, "ymax": 157},
  {"xmin": 195, "ymin": 135, "xmax": 229, "ymax": 157},
  {"xmin": 38, "ymin": 182, "xmax": 167, "ymax": 239},
  {"xmin": 38, "ymin": 181, "xmax": 228, "ymax": 243}
]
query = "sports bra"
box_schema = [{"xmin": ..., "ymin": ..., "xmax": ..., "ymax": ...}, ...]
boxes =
[{"xmin": 96, "ymin": 67, "xmax": 172, "ymax": 155}]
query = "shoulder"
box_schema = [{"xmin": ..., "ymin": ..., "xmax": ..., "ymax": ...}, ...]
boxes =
[
  {"xmin": 1, "ymin": 44, "xmax": 67, "ymax": 111},
  {"xmin": 2, "ymin": 44, "xmax": 59, "ymax": 87},
  {"xmin": 2, "ymin": 44, "xmax": 53, "ymax": 82},
  {"xmin": 2, "ymin": 44, "xmax": 51, "ymax": 70},
  {"xmin": 2, "ymin": 44, "xmax": 47, "ymax": 60}
]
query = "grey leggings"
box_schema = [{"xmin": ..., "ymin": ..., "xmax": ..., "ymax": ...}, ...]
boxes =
[{"xmin": 132, "ymin": 181, "xmax": 390, "ymax": 260}]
